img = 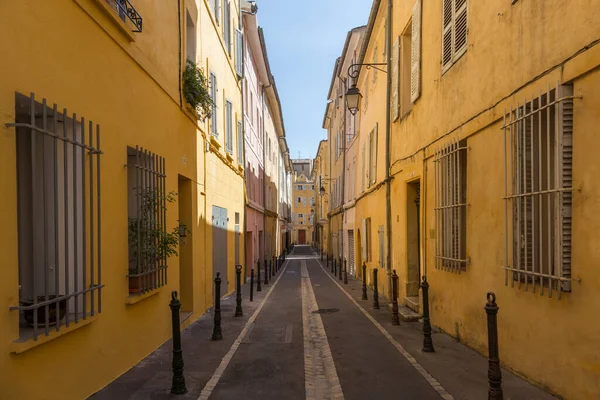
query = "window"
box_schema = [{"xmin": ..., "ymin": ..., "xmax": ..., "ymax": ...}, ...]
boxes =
[
  {"xmin": 310, "ymin": 197, "xmax": 315, "ymax": 206},
  {"xmin": 502, "ymin": 84, "xmax": 573, "ymax": 297},
  {"xmin": 12, "ymin": 93, "xmax": 103, "ymax": 341},
  {"xmin": 210, "ymin": 72, "xmax": 218, "ymax": 136},
  {"xmin": 186, "ymin": 10, "xmax": 196, "ymax": 62},
  {"xmin": 361, "ymin": 144, "xmax": 366, "ymax": 191},
  {"xmin": 442, "ymin": 0, "xmax": 468, "ymax": 72},
  {"xmin": 434, "ymin": 139, "xmax": 468, "ymax": 272},
  {"xmin": 237, "ymin": 120, "xmax": 243, "ymax": 164},
  {"xmin": 127, "ymin": 147, "xmax": 169, "ymax": 296},
  {"xmin": 297, "ymin": 197, "xmax": 302, "ymax": 204},
  {"xmin": 223, "ymin": 0, "xmax": 231, "ymax": 55},
  {"xmin": 104, "ymin": 0, "xmax": 143, "ymax": 32},
  {"xmin": 225, "ymin": 100, "xmax": 233, "ymax": 154}
]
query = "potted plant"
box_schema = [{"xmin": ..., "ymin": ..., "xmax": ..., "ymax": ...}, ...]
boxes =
[
  {"xmin": 20, "ymin": 295, "xmax": 68, "ymax": 327},
  {"xmin": 182, "ymin": 59, "xmax": 214, "ymax": 120},
  {"xmin": 128, "ymin": 189, "xmax": 182, "ymax": 294}
]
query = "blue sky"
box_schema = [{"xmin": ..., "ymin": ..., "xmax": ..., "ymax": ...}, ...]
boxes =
[{"xmin": 257, "ymin": 0, "xmax": 372, "ymax": 160}]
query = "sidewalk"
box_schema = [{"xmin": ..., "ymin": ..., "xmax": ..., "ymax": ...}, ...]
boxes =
[
  {"xmin": 315, "ymin": 256, "xmax": 556, "ymax": 400},
  {"xmin": 90, "ymin": 265, "xmax": 282, "ymax": 400}
]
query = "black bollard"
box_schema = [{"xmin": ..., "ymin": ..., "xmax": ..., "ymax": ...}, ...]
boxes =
[
  {"xmin": 362, "ymin": 263, "xmax": 368, "ymax": 300},
  {"xmin": 256, "ymin": 260, "xmax": 262, "ymax": 292},
  {"xmin": 343, "ymin": 260, "xmax": 348, "ymax": 284},
  {"xmin": 235, "ymin": 265, "xmax": 243, "ymax": 317},
  {"xmin": 212, "ymin": 273, "xmax": 223, "ymax": 340},
  {"xmin": 373, "ymin": 268, "xmax": 380, "ymax": 309},
  {"xmin": 321, "ymin": 250, "xmax": 323, "ymax": 261},
  {"xmin": 486, "ymin": 292, "xmax": 503, "ymax": 400},
  {"xmin": 422, "ymin": 276, "xmax": 435, "ymax": 352},
  {"xmin": 169, "ymin": 291, "xmax": 187, "ymax": 395},
  {"xmin": 264, "ymin": 258, "xmax": 269, "ymax": 285},
  {"xmin": 273, "ymin": 256, "xmax": 276, "ymax": 276},
  {"xmin": 338, "ymin": 258, "xmax": 343, "ymax": 281},
  {"xmin": 334, "ymin": 258, "xmax": 337, "ymax": 276},
  {"xmin": 329, "ymin": 255, "xmax": 333, "ymax": 273},
  {"xmin": 250, "ymin": 268, "xmax": 255, "ymax": 302},
  {"xmin": 392, "ymin": 270, "xmax": 400, "ymax": 326}
]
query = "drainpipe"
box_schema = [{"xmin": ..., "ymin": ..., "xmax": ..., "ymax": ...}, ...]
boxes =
[
  {"xmin": 385, "ymin": 0, "xmax": 394, "ymax": 301},
  {"xmin": 340, "ymin": 76, "xmax": 347, "ymax": 269}
]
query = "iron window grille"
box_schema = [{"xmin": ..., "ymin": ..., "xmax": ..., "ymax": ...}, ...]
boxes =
[
  {"xmin": 8, "ymin": 93, "xmax": 103, "ymax": 342},
  {"xmin": 126, "ymin": 146, "xmax": 168, "ymax": 295},
  {"xmin": 105, "ymin": 0, "xmax": 143, "ymax": 32},
  {"xmin": 434, "ymin": 139, "xmax": 468, "ymax": 272},
  {"xmin": 502, "ymin": 83, "xmax": 574, "ymax": 298}
]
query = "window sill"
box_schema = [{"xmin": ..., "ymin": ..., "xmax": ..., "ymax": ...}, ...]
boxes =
[
  {"xmin": 10, "ymin": 315, "xmax": 99, "ymax": 354},
  {"xmin": 210, "ymin": 135, "xmax": 221, "ymax": 150},
  {"xmin": 126, "ymin": 289, "xmax": 160, "ymax": 305},
  {"xmin": 226, "ymin": 152, "xmax": 234, "ymax": 162}
]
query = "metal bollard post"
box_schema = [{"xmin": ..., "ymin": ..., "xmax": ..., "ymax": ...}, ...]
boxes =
[
  {"xmin": 392, "ymin": 270, "xmax": 400, "ymax": 326},
  {"xmin": 486, "ymin": 292, "xmax": 503, "ymax": 400},
  {"xmin": 338, "ymin": 258, "xmax": 343, "ymax": 281},
  {"xmin": 321, "ymin": 250, "xmax": 323, "ymax": 261},
  {"xmin": 235, "ymin": 265, "xmax": 243, "ymax": 317},
  {"xmin": 256, "ymin": 260, "xmax": 262, "ymax": 292},
  {"xmin": 272, "ymin": 256, "xmax": 275, "ymax": 277},
  {"xmin": 334, "ymin": 258, "xmax": 337, "ymax": 275},
  {"xmin": 362, "ymin": 263, "xmax": 368, "ymax": 300},
  {"xmin": 422, "ymin": 276, "xmax": 435, "ymax": 352},
  {"xmin": 212, "ymin": 273, "xmax": 223, "ymax": 340},
  {"xmin": 169, "ymin": 291, "xmax": 187, "ymax": 395},
  {"xmin": 264, "ymin": 258, "xmax": 269, "ymax": 285},
  {"xmin": 373, "ymin": 268, "xmax": 380, "ymax": 309},
  {"xmin": 250, "ymin": 268, "xmax": 255, "ymax": 302},
  {"xmin": 343, "ymin": 259, "xmax": 348, "ymax": 284}
]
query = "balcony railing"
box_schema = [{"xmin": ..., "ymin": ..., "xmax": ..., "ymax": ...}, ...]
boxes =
[{"xmin": 106, "ymin": 0, "xmax": 143, "ymax": 32}]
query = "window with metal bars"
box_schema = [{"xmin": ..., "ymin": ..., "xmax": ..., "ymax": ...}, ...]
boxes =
[
  {"xmin": 10, "ymin": 93, "xmax": 103, "ymax": 342},
  {"xmin": 503, "ymin": 83, "xmax": 574, "ymax": 298},
  {"xmin": 126, "ymin": 146, "xmax": 170, "ymax": 295},
  {"xmin": 442, "ymin": 0, "xmax": 467, "ymax": 72},
  {"xmin": 434, "ymin": 139, "xmax": 468, "ymax": 272},
  {"xmin": 104, "ymin": 0, "xmax": 143, "ymax": 32}
]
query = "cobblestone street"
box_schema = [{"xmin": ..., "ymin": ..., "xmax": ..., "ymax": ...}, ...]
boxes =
[{"xmin": 93, "ymin": 246, "xmax": 554, "ymax": 400}]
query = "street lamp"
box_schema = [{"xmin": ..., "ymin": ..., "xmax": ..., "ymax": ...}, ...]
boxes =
[{"xmin": 344, "ymin": 63, "xmax": 387, "ymax": 116}]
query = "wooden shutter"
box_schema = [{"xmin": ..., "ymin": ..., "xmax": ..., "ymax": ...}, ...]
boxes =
[
  {"xmin": 454, "ymin": 0, "xmax": 468, "ymax": 59},
  {"xmin": 225, "ymin": 101, "xmax": 233, "ymax": 153},
  {"xmin": 411, "ymin": 0, "xmax": 422, "ymax": 103},
  {"xmin": 370, "ymin": 124, "xmax": 378, "ymax": 185},
  {"xmin": 215, "ymin": 0, "xmax": 220, "ymax": 24},
  {"xmin": 442, "ymin": 0, "xmax": 453, "ymax": 69},
  {"xmin": 210, "ymin": 73, "xmax": 218, "ymax": 136},
  {"xmin": 391, "ymin": 36, "xmax": 400, "ymax": 121},
  {"xmin": 237, "ymin": 120, "xmax": 243, "ymax": 164},
  {"xmin": 559, "ymin": 85, "xmax": 574, "ymax": 291},
  {"xmin": 235, "ymin": 29, "xmax": 244, "ymax": 78},
  {"xmin": 361, "ymin": 144, "xmax": 366, "ymax": 191}
]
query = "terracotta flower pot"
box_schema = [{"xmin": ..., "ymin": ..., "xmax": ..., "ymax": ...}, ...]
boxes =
[{"xmin": 21, "ymin": 295, "xmax": 67, "ymax": 327}]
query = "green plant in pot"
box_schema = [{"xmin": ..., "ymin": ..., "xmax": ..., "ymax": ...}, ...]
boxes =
[
  {"xmin": 128, "ymin": 189, "xmax": 182, "ymax": 293},
  {"xmin": 183, "ymin": 59, "xmax": 214, "ymax": 120}
]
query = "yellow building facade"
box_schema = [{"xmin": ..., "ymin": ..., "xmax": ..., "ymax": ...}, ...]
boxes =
[
  {"xmin": 344, "ymin": 0, "xmax": 600, "ymax": 398},
  {"xmin": 0, "ymin": 0, "xmax": 246, "ymax": 398},
  {"xmin": 291, "ymin": 167, "xmax": 315, "ymax": 246},
  {"xmin": 311, "ymin": 140, "xmax": 329, "ymax": 255}
]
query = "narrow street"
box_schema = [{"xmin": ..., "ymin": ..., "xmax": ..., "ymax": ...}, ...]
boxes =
[{"xmin": 93, "ymin": 246, "xmax": 554, "ymax": 400}]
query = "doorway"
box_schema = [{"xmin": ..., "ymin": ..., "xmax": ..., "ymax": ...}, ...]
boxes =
[
  {"xmin": 178, "ymin": 176, "xmax": 193, "ymax": 314},
  {"xmin": 406, "ymin": 181, "xmax": 421, "ymax": 306},
  {"xmin": 212, "ymin": 205, "xmax": 228, "ymax": 298},
  {"xmin": 298, "ymin": 229, "xmax": 306, "ymax": 244}
]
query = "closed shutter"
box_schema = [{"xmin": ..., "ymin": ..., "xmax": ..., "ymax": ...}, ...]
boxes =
[
  {"xmin": 225, "ymin": 101, "xmax": 233, "ymax": 153},
  {"xmin": 224, "ymin": 0, "xmax": 231, "ymax": 54},
  {"xmin": 454, "ymin": 0, "xmax": 468, "ymax": 59},
  {"xmin": 411, "ymin": 0, "xmax": 422, "ymax": 103},
  {"xmin": 361, "ymin": 144, "xmax": 366, "ymax": 191},
  {"xmin": 237, "ymin": 120, "xmax": 243, "ymax": 164},
  {"xmin": 235, "ymin": 29, "xmax": 244, "ymax": 78},
  {"xmin": 391, "ymin": 36, "xmax": 400, "ymax": 121},
  {"xmin": 442, "ymin": 0, "xmax": 453, "ymax": 69},
  {"xmin": 214, "ymin": 0, "xmax": 220, "ymax": 24},
  {"xmin": 348, "ymin": 230, "xmax": 355, "ymax": 275},
  {"xmin": 370, "ymin": 124, "xmax": 378, "ymax": 185},
  {"xmin": 210, "ymin": 73, "xmax": 218, "ymax": 136},
  {"xmin": 559, "ymin": 85, "xmax": 573, "ymax": 291}
]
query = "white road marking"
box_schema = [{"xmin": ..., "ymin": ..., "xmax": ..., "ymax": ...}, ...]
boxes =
[
  {"xmin": 196, "ymin": 259, "xmax": 290, "ymax": 400},
  {"xmin": 316, "ymin": 259, "xmax": 454, "ymax": 400},
  {"xmin": 301, "ymin": 261, "xmax": 345, "ymax": 400}
]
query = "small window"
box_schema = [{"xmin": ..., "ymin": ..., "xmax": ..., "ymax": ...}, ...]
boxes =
[
  {"xmin": 502, "ymin": 84, "xmax": 573, "ymax": 297},
  {"xmin": 223, "ymin": 0, "xmax": 231, "ymax": 55},
  {"xmin": 12, "ymin": 93, "xmax": 103, "ymax": 341},
  {"xmin": 434, "ymin": 139, "xmax": 468, "ymax": 272},
  {"xmin": 186, "ymin": 11, "xmax": 196, "ymax": 62}
]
